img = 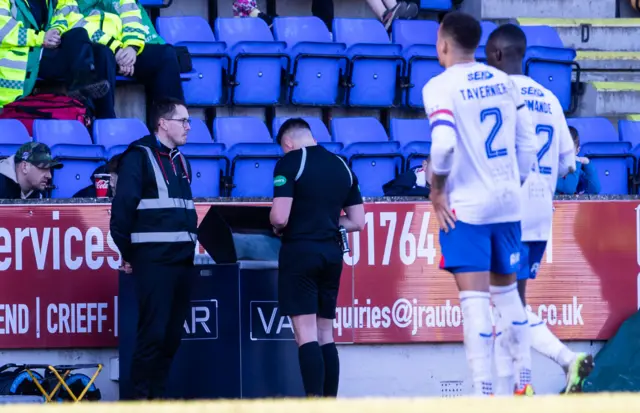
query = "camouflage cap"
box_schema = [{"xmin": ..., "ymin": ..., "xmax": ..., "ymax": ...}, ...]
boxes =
[{"xmin": 15, "ymin": 142, "xmax": 63, "ymax": 170}]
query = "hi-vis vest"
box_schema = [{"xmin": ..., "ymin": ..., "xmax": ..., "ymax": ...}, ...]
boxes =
[
  {"xmin": 130, "ymin": 145, "xmax": 198, "ymax": 245},
  {"xmin": 78, "ymin": 0, "xmax": 147, "ymax": 54},
  {"xmin": 0, "ymin": 0, "xmax": 81, "ymax": 107}
]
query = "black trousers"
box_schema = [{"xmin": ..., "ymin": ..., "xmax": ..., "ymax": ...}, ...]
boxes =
[
  {"xmin": 39, "ymin": 28, "xmax": 114, "ymax": 118},
  {"xmin": 97, "ymin": 43, "xmax": 185, "ymax": 121},
  {"xmin": 130, "ymin": 262, "xmax": 195, "ymax": 400}
]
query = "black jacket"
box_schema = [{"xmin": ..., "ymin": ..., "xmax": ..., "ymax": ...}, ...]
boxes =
[
  {"xmin": 0, "ymin": 157, "xmax": 44, "ymax": 200},
  {"xmin": 109, "ymin": 135, "xmax": 197, "ymax": 267}
]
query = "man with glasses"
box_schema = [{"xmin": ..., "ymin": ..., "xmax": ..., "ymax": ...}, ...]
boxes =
[{"xmin": 110, "ymin": 98, "xmax": 197, "ymax": 400}]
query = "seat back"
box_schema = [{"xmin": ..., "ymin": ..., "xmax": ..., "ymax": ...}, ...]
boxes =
[
  {"xmin": 214, "ymin": 117, "xmax": 281, "ymax": 197},
  {"xmin": 521, "ymin": 25, "xmax": 576, "ymax": 111},
  {"xmin": 391, "ymin": 20, "xmax": 439, "ymax": 48},
  {"xmin": 331, "ymin": 117, "xmax": 389, "ymax": 147},
  {"xmin": 93, "ymin": 118, "xmax": 149, "ymax": 152},
  {"xmin": 272, "ymin": 117, "xmax": 332, "ymax": 143},
  {"xmin": 156, "ymin": 16, "xmax": 216, "ymax": 43},
  {"xmin": 0, "ymin": 120, "xmax": 31, "ymax": 158},
  {"xmin": 332, "ymin": 18, "xmax": 391, "ymax": 47},
  {"xmin": 215, "ymin": 17, "xmax": 275, "ymax": 46},
  {"xmin": 273, "ymin": 16, "xmax": 332, "ymax": 43},
  {"xmin": 567, "ymin": 117, "xmax": 618, "ymax": 145}
]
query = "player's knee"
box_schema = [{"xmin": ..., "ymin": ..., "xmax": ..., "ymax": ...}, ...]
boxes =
[
  {"xmin": 316, "ymin": 317, "xmax": 334, "ymax": 345},
  {"xmin": 291, "ymin": 314, "xmax": 318, "ymax": 346}
]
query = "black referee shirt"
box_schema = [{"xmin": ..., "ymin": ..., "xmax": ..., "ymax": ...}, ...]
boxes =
[{"xmin": 273, "ymin": 145, "xmax": 363, "ymax": 243}]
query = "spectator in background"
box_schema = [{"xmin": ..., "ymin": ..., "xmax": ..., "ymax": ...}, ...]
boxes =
[
  {"xmin": 76, "ymin": 0, "xmax": 184, "ymax": 118},
  {"xmin": 555, "ymin": 126, "xmax": 601, "ymax": 195},
  {"xmin": 0, "ymin": 143, "xmax": 62, "ymax": 199},
  {"xmin": 233, "ymin": 0, "xmax": 276, "ymax": 27},
  {"xmin": 367, "ymin": 0, "xmax": 418, "ymax": 31},
  {"xmin": 73, "ymin": 154, "xmax": 122, "ymax": 198},
  {"xmin": 0, "ymin": 0, "xmax": 111, "ymax": 109}
]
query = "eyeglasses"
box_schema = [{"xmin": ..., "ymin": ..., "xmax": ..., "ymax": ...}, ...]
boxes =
[{"xmin": 164, "ymin": 118, "xmax": 192, "ymax": 128}]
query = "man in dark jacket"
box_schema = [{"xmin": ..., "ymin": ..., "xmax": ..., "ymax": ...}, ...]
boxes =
[
  {"xmin": 110, "ymin": 98, "xmax": 196, "ymax": 400},
  {"xmin": 0, "ymin": 142, "xmax": 62, "ymax": 199}
]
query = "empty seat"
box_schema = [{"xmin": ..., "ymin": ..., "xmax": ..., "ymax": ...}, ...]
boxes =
[
  {"xmin": 475, "ymin": 21, "xmax": 498, "ymax": 62},
  {"xmin": 156, "ymin": 16, "xmax": 227, "ymax": 106},
  {"xmin": 273, "ymin": 17, "xmax": 347, "ymax": 106},
  {"xmin": 215, "ymin": 18, "xmax": 288, "ymax": 105},
  {"xmin": 419, "ymin": 0, "xmax": 452, "ymax": 10},
  {"xmin": 333, "ymin": 18, "xmax": 403, "ymax": 107},
  {"xmin": 331, "ymin": 117, "xmax": 402, "ymax": 196},
  {"xmin": 33, "ymin": 120, "xmax": 106, "ymax": 198},
  {"xmin": 567, "ymin": 117, "xmax": 633, "ymax": 195},
  {"xmin": 0, "ymin": 120, "xmax": 31, "ymax": 158},
  {"xmin": 180, "ymin": 118, "xmax": 226, "ymax": 197},
  {"xmin": 392, "ymin": 19, "xmax": 440, "ymax": 108},
  {"xmin": 214, "ymin": 117, "xmax": 283, "ymax": 197},
  {"xmin": 389, "ymin": 118, "xmax": 431, "ymax": 169},
  {"xmin": 521, "ymin": 26, "xmax": 577, "ymax": 113},
  {"xmin": 272, "ymin": 117, "xmax": 342, "ymax": 154},
  {"xmin": 93, "ymin": 118, "xmax": 149, "ymax": 159}
]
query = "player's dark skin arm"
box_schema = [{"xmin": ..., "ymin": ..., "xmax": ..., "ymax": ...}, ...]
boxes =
[{"xmin": 431, "ymin": 173, "xmax": 447, "ymax": 191}]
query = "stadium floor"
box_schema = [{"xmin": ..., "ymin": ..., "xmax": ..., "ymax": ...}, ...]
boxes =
[{"xmin": 2, "ymin": 394, "xmax": 639, "ymax": 412}]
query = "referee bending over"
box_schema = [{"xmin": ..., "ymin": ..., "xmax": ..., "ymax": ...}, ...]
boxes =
[{"xmin": 270, "ymin": 118, "xmax": 365, "ymax": 397}]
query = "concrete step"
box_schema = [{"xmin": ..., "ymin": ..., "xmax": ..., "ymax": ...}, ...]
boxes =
[
  {"xmin": 573, "ymin": 51, "xmax": 640, "ymax": 82},
  {"xmin": 481, "ymin": 0, "xmax": 615, "ymax": 19},
  {"xmin": 575, "ymin": 81, "xmax": 640, "ymax": 117},
  {"xmin": 517, "ymin": 18, "xmax": 640, "ymax": 51}
]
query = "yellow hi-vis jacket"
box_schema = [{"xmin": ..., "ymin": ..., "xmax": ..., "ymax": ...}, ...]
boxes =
[
  {"xmin": 0, "ymin": 0, "xmax": 83, "ymax": 107},
  {"xmin": 74, "ymin": 0, "xmax": 146, "ymax": 56}
]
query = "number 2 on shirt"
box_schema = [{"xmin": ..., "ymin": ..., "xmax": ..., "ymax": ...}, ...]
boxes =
[
  {"xmin": 480, "ymin": 107, "xmax": 507, "ymax": 159},
  {"xmin": 535, "ymin": 124, "xmax": 554, "ymax": 175}
]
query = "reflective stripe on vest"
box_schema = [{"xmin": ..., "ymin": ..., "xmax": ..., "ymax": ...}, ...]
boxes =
[
  {"xmin": 131, "ymin": 146, "xmax": 196, "ymax": 244},
  {"xmin": 131, "ymin": 231, "xmax": 197, "ymax": 244}
]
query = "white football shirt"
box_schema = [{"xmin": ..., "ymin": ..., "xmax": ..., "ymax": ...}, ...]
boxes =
[
  {"xmin": 423, "ymin": 62, "xmax": 538, "ymax": 226},
  {"xmin": 511, "ymin": 75, "xmax": 576, "ymax": 242}
]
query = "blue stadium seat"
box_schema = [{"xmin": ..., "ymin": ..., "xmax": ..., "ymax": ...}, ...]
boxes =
[
  {"xmin": 32, "ymin": 120, "xmax": 106, "ymax": 198},
  {"xmin": 331, "ymin": 117, "xmax": 402, "ymax": 196},
  {"xmin": 475, "ymin": 21, "xmax": 498, "ymax": 62},
  {"xmin": 272, "ymin": 117, "xmax": 342, "ymax": 154},
  {"xmin": 180, "ymin": 118, "xmax": 226, "ymax": 197},
  {"xmin": 0, "ymin": 120, "xmax": 31, "ymax": 158},
  {"xmin": 273, "ymin": 17, "xmax": 347, "ymax": 106},
  {"xmin": 93, "ymin": 118, "xmax": 149, "ymax": 159},
  {"xmin": 156, "ymin": 16, "xmax": 227, "ymax": 106},
  {"xmin": 139, "ymin": 0, "xmax": 170, "ymax": 6},
  {"xmin": 214, "ymin": 117, "xmax": 283, "ymax": 197},
  {"xmin": 567, "ymin": 117, "xmax": 633, "ymax": 195},
  {"xmin": 333, "ymin": 18, "xmax": 404, "ymax": 107},
  {"xmin": 521, "ymin": 26, "xmax": 577, "ymax": 113},
  {"xmin": 391, "ymin": 19, "xmax": 439, "ymax": 108},
  {"xmin": 419, "ymin": 0, "xmax": 452, "ymax": 10},
  {"xmin": 215, "ymin": 18, "xmax": 288, "ymax": 105},
  {"xmin": 389, "ymin": 118, "xmax": 431, "ymax": 169}
]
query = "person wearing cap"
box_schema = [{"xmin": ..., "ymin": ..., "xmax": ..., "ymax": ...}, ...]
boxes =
[{"xmin": 0, "ymin": 143, "xmax": 63, "ymax": 199}]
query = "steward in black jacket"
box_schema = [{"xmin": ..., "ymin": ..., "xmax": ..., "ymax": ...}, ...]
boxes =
[{"xmin": 109, "ymin": 99, "xmax": 197, "ymax": 401}]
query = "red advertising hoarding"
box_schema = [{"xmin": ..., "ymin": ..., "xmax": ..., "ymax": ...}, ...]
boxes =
[{"xmin": 0, "ymin": 201, "xmax": 637, "ymax": 349}]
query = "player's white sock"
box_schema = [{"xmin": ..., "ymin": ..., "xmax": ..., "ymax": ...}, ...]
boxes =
[
  {"xmin": 494, "ymin": 311, "xmax": 515, "ymax": 395},
  {"xmin": 460, "ymin": 290, "xmax": 494, "ymax": 396},
  {"xmin": 528, "ymin": 309, "xmax": 576, "ymax": 370},
  {"xmin": 490, "ymin": 284, "xmax": 532, "ymax": 391}
]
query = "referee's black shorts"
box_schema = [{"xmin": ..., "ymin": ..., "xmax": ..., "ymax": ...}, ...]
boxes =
[{"xmin": 277, "ymin": 240, "xmax": 344, "ymax": 319}]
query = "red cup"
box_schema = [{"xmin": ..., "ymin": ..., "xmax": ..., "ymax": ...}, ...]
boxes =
[{"xmin": 94, "ymin": 174, "xmax": 111, "ymax": 198}]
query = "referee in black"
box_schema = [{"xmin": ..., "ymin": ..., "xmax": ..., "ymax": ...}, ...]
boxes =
[{"xmin": 270, "ymin": 118, "xmax": 365, "ymax": 397}]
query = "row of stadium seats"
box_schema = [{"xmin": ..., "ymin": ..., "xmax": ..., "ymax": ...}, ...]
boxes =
[
  {"xmin": 158, "ymin": 16, "xmax": 576, "ymax": 112},
  {"xmin": 2, "ymin": 115, "xmax": 635, "ymax": 198}
]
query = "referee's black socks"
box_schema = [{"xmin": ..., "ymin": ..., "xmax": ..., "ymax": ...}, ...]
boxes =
[
  {"xmin": 321, "ymin": 342, "xmax": 340, "ymax": 397},
  {"xmin": 298, "ymin": 341, "xmax": 325, "ymax": 397}
]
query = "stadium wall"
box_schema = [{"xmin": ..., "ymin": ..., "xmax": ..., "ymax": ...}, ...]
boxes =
[{"xmin": 0, "ymin": 196, "xmax": 635, "ymax": 400}]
